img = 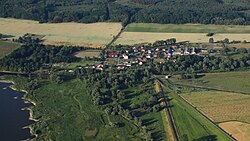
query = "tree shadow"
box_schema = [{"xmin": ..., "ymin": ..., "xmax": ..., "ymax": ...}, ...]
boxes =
[
  {"xmin": 192, "ymin": 135, "xmax": 217, "ymax": 141},
  {"xmin": 142, "ymin": 118, "xmax": 157, "ymax": 126}
]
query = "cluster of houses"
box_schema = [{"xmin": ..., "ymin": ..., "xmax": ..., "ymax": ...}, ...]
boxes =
[
  {"xmin": 105, "ymin": 45, "xmax": 201, "ymax": 70},
  {"xmin": 68, "ymin": 44, "xmax": 211, "ymax": 72}
]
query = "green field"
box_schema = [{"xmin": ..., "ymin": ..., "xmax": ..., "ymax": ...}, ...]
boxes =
[
  {"xmin": 125, "ymin": 23, "xmax": 250, "ymax": 33},
  {"xmin": 161, "ymin": 80, "xmax": 232, "ymax": 141},
  {"xmin": 0, "ymin": 41, "xmax": 20, "ymax": 58},
  {"xmin": 169, "ymin": 71, "xmax": 250, "ymax": 94}
]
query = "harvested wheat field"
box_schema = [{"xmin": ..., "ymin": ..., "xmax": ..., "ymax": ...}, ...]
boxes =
[
  {"xmin": 181, "ymin": 91, "xmax": 250, "ymax": 123},
  {"xmin": 0, "ymin": 18, "xmax": 122, "ymax": 48},
  {"xmin": 219, "ymin": 121, "xmax": 250, "ymax": 141},
  {"xmin": 115, "ymin": 32, "xmax": 250, "ymax": 45}
]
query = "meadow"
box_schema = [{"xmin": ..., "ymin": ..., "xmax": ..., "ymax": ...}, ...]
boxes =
[
  {"xmin": 0, "ymin": 41, "xmax": 20, "ymax": 58},
  {"xmin": 125, "ymin": 23, "xmax": 250, "ymax": 33},
  {"xmin": 0, "ymin": 18, "xmax": 122, "ymax": 48},
  {"xmin": 169, "ymin": 71, "xmax": 250, "ymax": 94},
  {"xmin": 115, "ymin": 23, "xmax": 250, "ymax": 45},
  {"xmin": 22, "ymin": 78, "xmax": 143, "ymax": 141}
]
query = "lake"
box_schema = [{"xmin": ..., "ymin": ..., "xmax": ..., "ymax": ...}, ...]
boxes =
[{"xmin": 0, "ymin": 82, "xmax": 34, "ymax": 141}]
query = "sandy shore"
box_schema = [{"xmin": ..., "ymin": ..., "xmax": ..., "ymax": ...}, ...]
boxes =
[{"xmin": 0, "ymin": 79, "xmax": 14, "ymax": 84}]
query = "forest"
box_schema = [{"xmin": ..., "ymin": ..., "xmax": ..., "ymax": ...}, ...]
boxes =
[{"xmin": 0, "ymin": 0, "xmax": 249, "ymax": 25}]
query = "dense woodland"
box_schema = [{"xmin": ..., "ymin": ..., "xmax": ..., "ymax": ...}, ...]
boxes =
[{"xmin": 0, "ymin": 0, "xmax": 250, "ymax": 25}]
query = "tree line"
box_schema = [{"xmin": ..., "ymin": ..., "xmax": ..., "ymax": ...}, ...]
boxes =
[{"xmin": 0, "ymin": 40, "xmax": 82, "ymax": 72}]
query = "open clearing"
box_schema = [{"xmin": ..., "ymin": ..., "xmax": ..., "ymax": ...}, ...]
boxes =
[
  {"xmin": 181, "ymin": 91, "xmax": 250, "ymax": 123},
  {"xmin": 219, "ymin": 121, "xmax": 250, "ymax": 141},
  {"xmin": 0, "ymin": 18, "xmax": 122, "ymax": 48},
  {"xmin": 115, "ymin": 23, "xmax": 250, "ymax": 45},
  {"xmin": 170, "ymin": 71, "xmax": 250, "ymax": 94},
  {"xmin": 74, "ymin": 50, "xmax": 101, "ymax": 58},
  {"xmin": 115, "ymin": 32, "xmax": 250, "ymax": 45},
  {"xmin": 0, "ymin": 41, "xmax": 20, "ymax": 58}
]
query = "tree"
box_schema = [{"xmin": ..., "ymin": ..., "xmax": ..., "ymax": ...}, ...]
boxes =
[{"xmin": 209, "ymin": 38, "xmax": 214, "ymax": 43}]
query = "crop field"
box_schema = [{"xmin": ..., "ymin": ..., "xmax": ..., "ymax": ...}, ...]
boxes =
[
  {"xmin": 0, "ymin": 18, "xmax": 122, "ymax": 48},
  {"xmin": 115, "ymin": 23, "xmax": 250, "ymax": 45},
  {"xmin": 115, "ymin": 32, "xmax": 250, "ymax": 45},
  {"xmin": 181, "ymin": 91, "xmax": 250, "ymax": 123},
  {"xmin": 0, "ymin": 41, "xmax": 20, "ymax": 58},
  {"xmin": 219, "ymin": 121, "xmax": 250, "ymax": 141},
  {"xmin": 74, "ymin": 50, "xmax": 101, "ymax": 58},
  {"xmin": 170, "ymin": 71, "xmax": 250, "ymax": 94}
]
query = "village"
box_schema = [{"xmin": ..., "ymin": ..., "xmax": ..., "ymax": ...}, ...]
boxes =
[{"xmin": 78, "ymin": 42, "xmax": 219, "ymax": 71}]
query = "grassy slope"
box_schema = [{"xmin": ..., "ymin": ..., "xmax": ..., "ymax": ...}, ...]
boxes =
[
  {"xmin": 162, "ymin": 80, "xmax": 232, "ymax": 141},
  {"xmin": 125, "ymin": 23, "xmax": 250, "ymax": 33},
  {"xmin": 24, "ymin": 79, "xmax": 142, "ymax": 141},
  {"xmin": 169, "ymin": 71, "xmax": 250, "ymax": 94},
  {"xmin": 0, "ymin": 41, "xmax": 20, "ymax": 59}
]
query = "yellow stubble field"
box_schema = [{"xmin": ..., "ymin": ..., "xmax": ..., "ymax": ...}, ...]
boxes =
[{"xmin": 0, "ymin": 18, "xmax": 122, "ymax": 48}]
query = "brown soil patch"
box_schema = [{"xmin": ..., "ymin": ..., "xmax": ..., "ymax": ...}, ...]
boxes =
[{"xmin": 219, "ymin": 121, "xmax": 250, "ymax": 141}]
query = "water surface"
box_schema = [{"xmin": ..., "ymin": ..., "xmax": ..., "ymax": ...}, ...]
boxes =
[{"xmin": 0, "ymin": 82, "xmax": 33, "ymax": 141}]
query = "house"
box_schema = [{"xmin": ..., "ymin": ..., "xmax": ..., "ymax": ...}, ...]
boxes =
[
  {"xmin": 154, "ymin": 51, "xmax": 159, "ymax": 57},
  {"xmin": 117, "ymin": 64, "xmax": 125, "ymax": 70},
  {"xmin": 165, "ymin": 75, "xmax": 171, "ymax": 79},
  {"xmin": 123, "ymin": 54, "xmax": 129, "ymax": 60},
  {"xmin": 96, "ymin": 64, "xmax": 104, "ymax": 70},
  {"xmin": 108, "ymin": 52, "xmax": 118, "ymax": 58},
  {"xmin": 146, "ymin": 54, "xmax": 151, "ymax": 59}
]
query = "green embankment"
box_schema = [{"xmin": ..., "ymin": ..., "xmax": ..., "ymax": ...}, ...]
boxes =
[
  {"xmin": 125, "ymin": 23, "xmax": 250, "ymax": 34},
  {"xmin": 162, "ymin": 80, "xmax": 233, "ymax": 141}
]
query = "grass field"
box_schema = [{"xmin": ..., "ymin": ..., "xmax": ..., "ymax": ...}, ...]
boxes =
[
  {"xmin": 125, "ymin": 23, "xmax": 250, "ymax": 33},
  {"xmin": 74, "ymin": 50, "xmax": 101, "ymax": 58},
  {"xmin": 219, "ymin": 121, "xmax": 250, "ymax": 141},
  {"xmin": 170, "ymin": 71, "xmax": 250, "ymax": 94},
  {"xmin": 115, "ymin": 23, "xmax": 250, "ymax": 45},
  {"xmin": 0, "ymin": 18, "xmax": 122, "ymax": 48},
  {"xmin": 181, "ymin": 91, "xmax": 250, "ymax": 123},
  {"xmin": 0, "ymin": 41, "xmax": 20, "ymax": 58},
  {"xmin": 161, "ymin": 80, "xmax": 232, "ymax": 141}
]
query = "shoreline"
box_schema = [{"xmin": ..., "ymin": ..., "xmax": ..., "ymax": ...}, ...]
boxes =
[{"xmin": 0, "ymin": 80, "xmax": 38, "ymax": 139}]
